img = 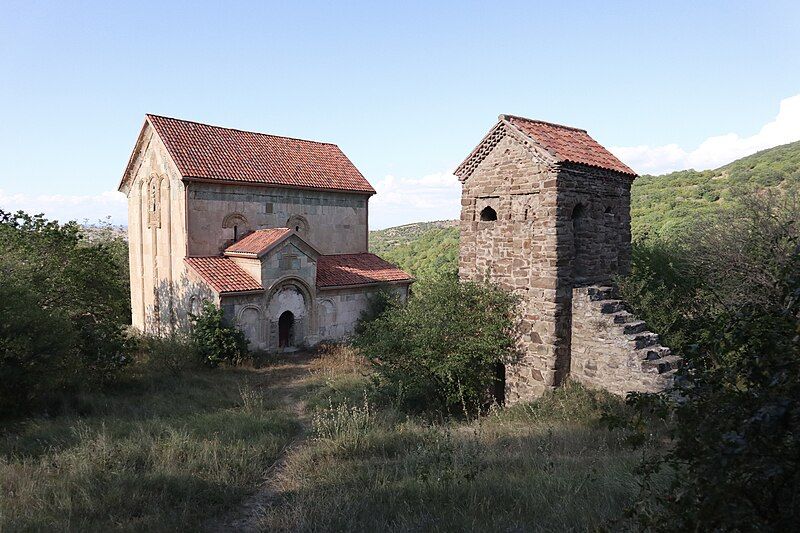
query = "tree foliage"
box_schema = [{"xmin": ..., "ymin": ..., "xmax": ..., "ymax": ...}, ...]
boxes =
[
  {"xmin": 622, "ymin": 192, "xmax": 800, "ymax": 530},
  {"xmin": 0, "ymin": 210, "xmax": 131, "ymax": 415},
  {"xmin": 354, "ymin": 274, "xmax": 519, "ymax": 412},
  {"xmin": 371, "ymin": 224, "xmax": 459, "ymax": 281}
]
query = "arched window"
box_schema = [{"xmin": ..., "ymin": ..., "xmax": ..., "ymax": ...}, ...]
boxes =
[
  {"xmin": 222, "ymin": 213, "xmax": 249, "ymax": 243},
  {"xmin": 147, "ymin": 176, "xmax": 161, "ymax": 228},
  {"xmin": 286, "ymin": 215, "xmax": 309, "ymax": 238},
  {"xmin": 480, "ymin": 206, "xmax": 497, "ymax": 221}
]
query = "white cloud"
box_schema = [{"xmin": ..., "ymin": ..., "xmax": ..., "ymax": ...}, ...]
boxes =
[
  {"xmin": 370, "ymin": 170, "xmax": 462, "ymax": 229},
  {"xmin": 0, "ymin": 189, "xmax": 127, "ymax": 224},
  {"xmin": 610, "ymin": 94, "xmax": 800, "ymax": 175}
]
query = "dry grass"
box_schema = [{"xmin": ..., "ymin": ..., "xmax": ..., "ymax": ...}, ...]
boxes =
[
  {"xmin": 1, "ymin": 344, "xmax": 660, "ymax": 532},
  {"xmin": 254, "ymin": 347, "xmax": 656, "ymax": 532},
  {"xmin": 0, "ymin": 367, "xmax": 299, "ymax": 531}
]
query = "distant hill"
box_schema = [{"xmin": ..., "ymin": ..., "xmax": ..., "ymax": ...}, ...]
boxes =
[
  {"xmin": 632, "ymin": 140, "xmax": 800, "ymax": 240},
  {"xmin": 80, "ymin": 223, "xmax": 127, "ymax": 243},
  {"xmin": 370, "ymin": 221, "xmax": 459, "ymax": 280},
  {"xmin": 372, "ymin": 140, "xmax": 800, "ymax": 278}
]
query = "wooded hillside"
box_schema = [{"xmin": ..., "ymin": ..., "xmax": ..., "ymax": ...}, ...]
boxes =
[{"xmin": 371, "ymin": 140, "xmax": 800, "ymax": 277}]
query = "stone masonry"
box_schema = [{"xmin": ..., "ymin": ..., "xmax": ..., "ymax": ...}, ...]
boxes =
[{"xmin": 456, "ymin": 115, "xmax": 678, "ymax": 402}]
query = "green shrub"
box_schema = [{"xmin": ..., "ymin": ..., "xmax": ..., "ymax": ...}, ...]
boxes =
[
  {"xmin": 354, "ymin": 273, "xmax": 518, "ymax": 413},
  {"xmin": 190, "ymin": 302, "xmax": 249, "ymax": 367},
  {"xmin": 625, "ymin": 191, "xmax": 800, "ymax": 530}
]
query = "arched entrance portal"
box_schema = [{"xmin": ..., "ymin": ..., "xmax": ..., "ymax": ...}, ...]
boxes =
[{"xmin": 278, "ymin": 311, "xmax": 295, "ymax": 348}]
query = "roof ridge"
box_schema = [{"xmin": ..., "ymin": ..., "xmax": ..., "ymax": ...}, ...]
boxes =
[
  {"xmin": 145, "ymin": 113, "xmax": 340, "ymax": 147},
  {"xmin": 500, "ymin": 114, "xmax": 588, "ymax": 133}
]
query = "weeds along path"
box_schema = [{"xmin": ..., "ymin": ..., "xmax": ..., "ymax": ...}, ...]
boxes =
[{"xmin": 205, "ymin": 352, "xmax": 316, "ymax": 533}]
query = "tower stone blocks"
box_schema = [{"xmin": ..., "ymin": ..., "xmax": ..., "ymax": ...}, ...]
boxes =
[{"xmin": 456, "ymin": 115, "xmax": 638, "ymax": 403}]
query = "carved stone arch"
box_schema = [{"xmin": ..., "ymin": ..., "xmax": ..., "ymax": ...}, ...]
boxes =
[
  {"xmin": 285, "ymin": 214, "xmax": 309, "ymax": 238},
  {"xmin": 223, "ymin": 213, "xmax": 249, "ymax": 242},
  {"xmin": 266, "ymin": 276, "xmax": 316, "ymax": 349},
  {"xmin": 237, "ymin": 304, "xmax": 264, "ymax": 346},
  {"xmin": 223, "ymin": 213, "xmax": 248, "ymax": 228},
  {"xmin": 267, "ymin": 275, "xmax": 315, "ymax": 309}
]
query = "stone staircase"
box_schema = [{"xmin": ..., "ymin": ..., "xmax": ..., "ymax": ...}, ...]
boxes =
[{"xmin": 570, "ymin": 285, "xmax": 681, "ymax": 395}]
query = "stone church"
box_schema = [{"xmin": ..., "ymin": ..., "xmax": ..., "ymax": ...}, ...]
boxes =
[
  {"xmin": 456, "ymin": 115, "xmax": 679, "ymax": 402},
  {"xmin": 119, "ymin": 114, "xmax": 413, "ymax": 351}
]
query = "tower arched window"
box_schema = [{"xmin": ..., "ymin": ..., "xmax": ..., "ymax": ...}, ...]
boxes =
[{"xmin": 480, "ymin": 206, "xmax": 497, "ymax": 221}]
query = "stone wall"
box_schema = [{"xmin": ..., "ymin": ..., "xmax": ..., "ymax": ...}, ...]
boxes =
[
  {"xmin": 186, "ymin": 182, "xmax": 369, "ymax": 256},
  {"xmin": 459, "ymin": 133, "xmax": 563, "ymax": 401},
  {"xmin": 125, "ymin": 125, "xmax": 190, "ymax": 333},
  {"xmin": 458, "ymin": 125, "xmax": 655, "ymax": 403},
  {"xmin": 557, "ymin": 166, "xmax": 633, "ymax": 286},
  {"xmin": 218, "ymin": 281, "xmax": 411, "ymax": 352},
  {"xmin": 316, "ymin": 283, "xmax": 410, "ymax": 341},
  {"xmin": 570, "ymin": 286, "xmax": 680, "ymax": 395}
]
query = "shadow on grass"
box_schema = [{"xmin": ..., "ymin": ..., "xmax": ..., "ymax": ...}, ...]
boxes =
[{"xmin": 256, "ymin": 421, "xmax": 656, "ymax": 532}]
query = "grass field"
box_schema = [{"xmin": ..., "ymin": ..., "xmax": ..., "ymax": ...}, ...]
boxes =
[
  {"xmin": 1, "ymin": 346, "xmax": 660, "ymax": 532},
  {"xmin": 0, "ymin": 364, "xmax": 299, "ymax": 531}
]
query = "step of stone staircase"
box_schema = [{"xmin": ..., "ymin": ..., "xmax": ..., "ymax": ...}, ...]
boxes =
[
  {"xmin": 641, "ymin": 354, "xmax": 683, "ymax": 374},
  {"xmin": 587, "ymin": 286, "xmax": 616, "ymax": 301},
  {"xmin": 600, "ymin": 300, "xmax": 626, "ymax": 314},
  {"xmin": 609, "ymin": 311, "xmax": 635, "ymax": 324},
  {"xmin": 622, "ymin": 320, "xmax": 648, "ymax": 335},
  {"xmin": 628, "ymin": 332, "xmax": 659, "ymax": 349},
  {"xmin": 637, "ymin": 346, "xmax": 671, "ymax": 361}
]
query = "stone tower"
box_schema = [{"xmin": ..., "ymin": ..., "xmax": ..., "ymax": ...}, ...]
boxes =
[{"xmin": 456, "ymin": 115, "xmax": 678, "ymax": 403}]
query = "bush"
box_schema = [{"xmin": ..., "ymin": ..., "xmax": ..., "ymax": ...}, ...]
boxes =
[
  {"xmin": 190, "ymin": 302, "xmax": 249, "ymax": 367},
  {"xmin": 625, "ymin": 191, "xmax": 800, "ymax": 530},
  {"xmin": 354, "ymin": 273, "xmax": 518, "ymax": 413}
]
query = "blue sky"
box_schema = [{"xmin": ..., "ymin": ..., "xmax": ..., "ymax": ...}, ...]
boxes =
[{"xmin": 1, "ymin": 0, "xmax": 799, "ymax": 228}]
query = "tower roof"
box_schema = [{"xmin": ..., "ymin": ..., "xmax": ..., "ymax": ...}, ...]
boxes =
[
  {"xmin": 455, "ymin": 114, "xmax": 637, "ymax": 180},
  {"xmin": 502, "ymin": 115, "xmax": 636, "ymax": 176}
]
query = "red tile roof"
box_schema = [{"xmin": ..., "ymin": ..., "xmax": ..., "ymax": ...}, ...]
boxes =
[
  {"xmin": 503, "ymin": 115, "xmax": 636, "ymax": 176},
  {"xmin": 184, "ymin": 257, "xmax": 263, "ymax": 294},
  {"xmin": 224, "ymin": 228, "xmax": 292, "ymax": 257},
  {"xmin": 147, "ymin": 114, "xmax": 376, "ymax": 194},
  {"xmin": 317, "ymin": 253, "xmax": 413, "ymax": 288}
]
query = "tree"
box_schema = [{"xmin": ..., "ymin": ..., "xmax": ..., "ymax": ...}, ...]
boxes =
[
  {"xmin": 190, "ymin": 302, "xmax": 249, "ymax": 367},
  {"xmin": 625, "ymin": 192, "xmax": 800, "ymax": 530},
  {"xmin": 0, "ymin": 210, "xmax": 131, "ymax": 415}
]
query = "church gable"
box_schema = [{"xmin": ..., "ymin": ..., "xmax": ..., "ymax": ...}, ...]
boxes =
[{"xmin": 118, "ymin": 120, "xmax": 183, "ymax": 196}]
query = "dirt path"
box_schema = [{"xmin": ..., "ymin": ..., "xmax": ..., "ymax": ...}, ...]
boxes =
[{"xmin": 204, "ymin": 352, "xmax": 316, "ymax": 533}]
